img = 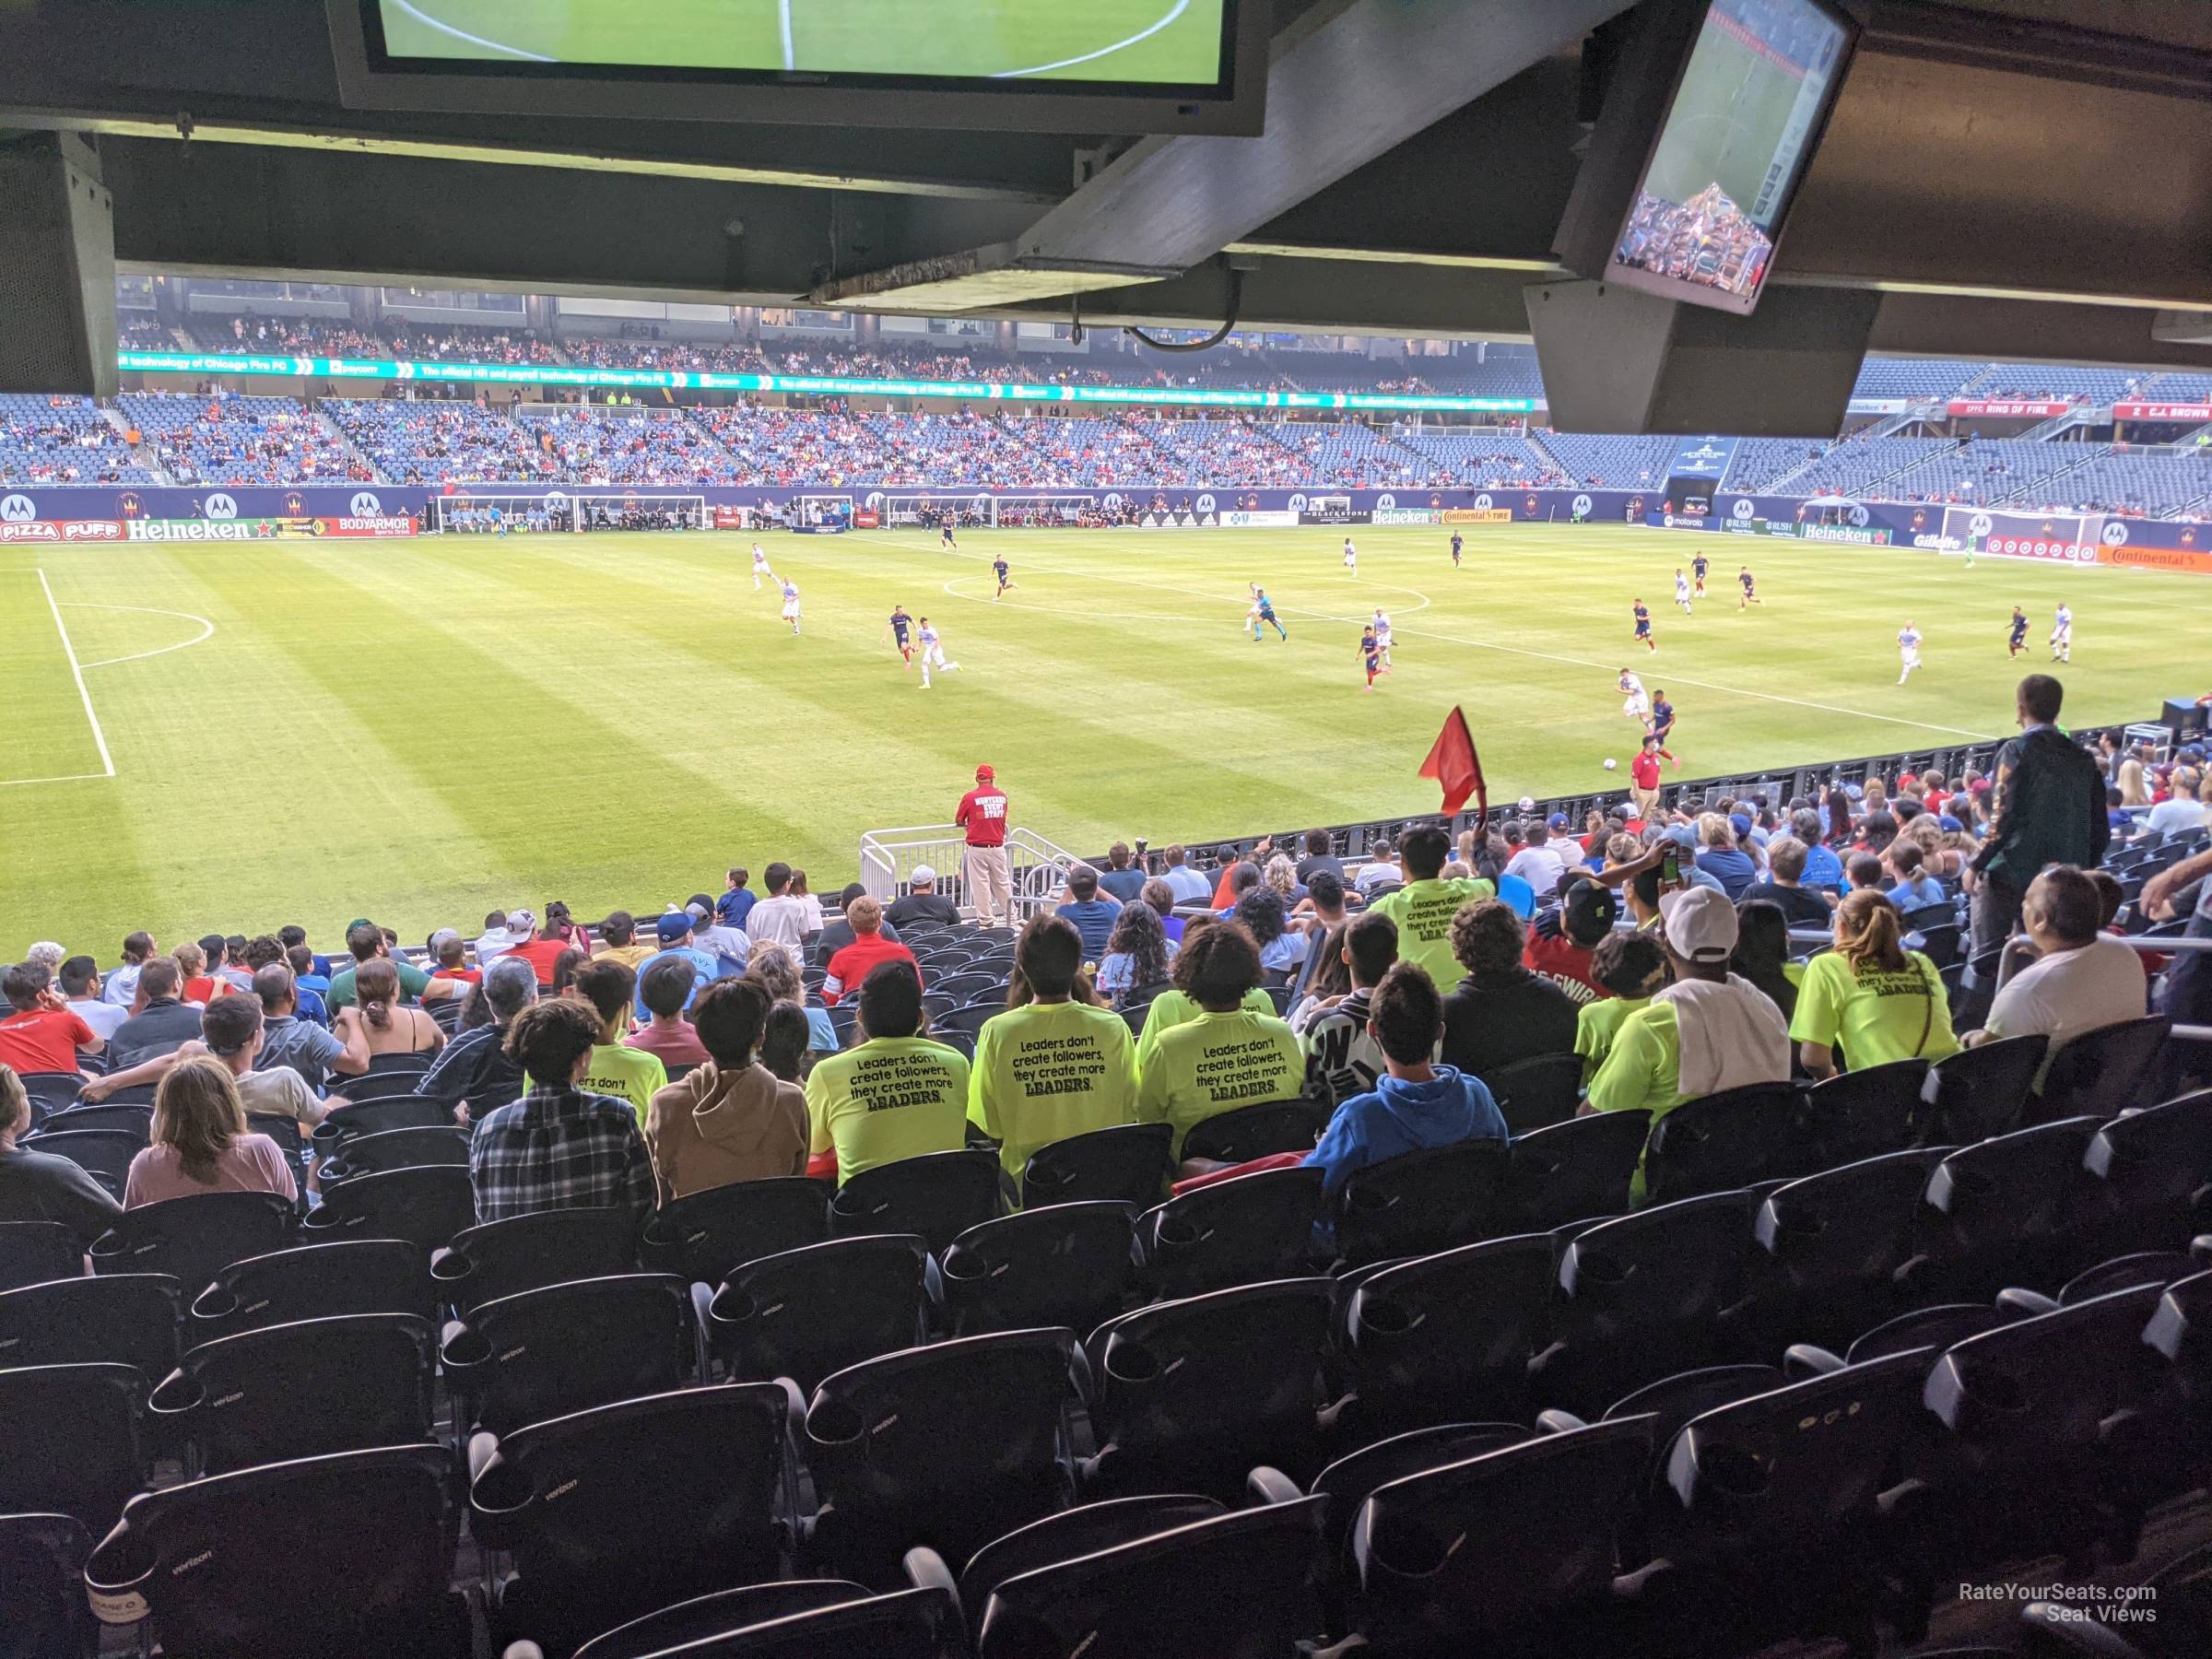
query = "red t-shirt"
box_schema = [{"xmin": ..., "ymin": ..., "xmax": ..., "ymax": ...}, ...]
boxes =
[
  {"xmin": 956, "ymin": 785, "xmax": 1010, "ymax": 848},
  {"xmin": 822, "ymin": 935, "xmax": 921, "ymax": 1005},
  {"xmin": 509, "ymin": 936, "xmax": 573, "ymax": 986},
  {"xmin": 1523, "ymin": 933, "xmax": 1604, "ymax": 1006},
  {"xmin": 1630, "ymin": 751, "xmax": 1662, "ymax": 790},
  {"xmin": 0, "ymin": 1007, "xmax": 96, "ymax": 1075}
]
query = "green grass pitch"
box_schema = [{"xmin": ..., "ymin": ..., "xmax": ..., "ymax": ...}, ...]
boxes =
[
  {"xmin": 382, "ymin": 0, "xmax": 1224, "ymax": 82},
  {"xmin": 1642, "ymin": 20, "xmax": 1800, "ymax": 215},
  {"xmin": 1, "ymin": 524, "xmax": 2185, "ymax": 954}
]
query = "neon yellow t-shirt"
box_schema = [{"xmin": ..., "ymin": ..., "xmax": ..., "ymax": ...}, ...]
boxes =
[
  {"xmin": 1135, "ymin": 986, "xmax": 1274, "ymax": 1077},
  {"xmin": 1367, "ymin": 877, "xmax": 1496, "ymax": 992},
  {"xmin": 1135, "ymin": 1008, "xmax": 1304, "ymax": 1158},
  {"xmin": 1789, "ymin": 950, "xmax": 1959, "ymax": 1070},
  {"xmin": 582, "ymin": 1041, "xmax": 668, "ymax": 1125},
  {"xmin": 1585, "ymin": 1001, "xmax": 1690, "ymax": 1124},
  {"xmin": 969, "ymin": 999, "xmax": 1138, "ymax": 1186},
  {"xmin": 806, "ymin": 1035, "xmax": 971, "ymax": 1182},
  {"xmin": 1574, "ymin": 994, "xmax": 1650, "ymax": 1085}
]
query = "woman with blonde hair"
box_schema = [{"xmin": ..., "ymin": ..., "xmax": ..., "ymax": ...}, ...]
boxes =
[
  {"xmin": 1788, "ymin": 889, "xmax": 1959, "ymax": 1079},
  {"xmin": 124, "ymin": 1055, "xmax": 297, "ymax": 1206},
  {"xmin": 1264, "ymin": 853, "xmax": 1300, "ymax": 901},
  {"xmin": 2118, "ymin": 754, "xmax": 2149, "ymax": 807},
  {"xmin": 1902, "ymin": 814, "xmax": 1966, "ymax": 882},
  {"xmin": 352, "ymin": 959, "xmax": 443, "ymax": 1058},
  {"xmin": 172, "ymin": 940, "xmax": 228, "ymax": 1007}
]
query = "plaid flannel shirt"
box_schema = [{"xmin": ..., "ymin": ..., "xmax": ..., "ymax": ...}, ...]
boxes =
[{"xmin": 467, "ymin": 1084, "xmax": 656, "ymax": 1225}]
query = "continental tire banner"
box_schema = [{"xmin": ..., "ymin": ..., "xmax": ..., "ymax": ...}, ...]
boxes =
[{"xmin": 1441, "ymin": 509, "xmax": 1513, "ymax": 525}]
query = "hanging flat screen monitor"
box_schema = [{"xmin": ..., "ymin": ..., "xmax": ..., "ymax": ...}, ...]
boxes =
[
  {"xmin": 330, "ymin": 0, "xmax": 1266, "ymax": 135},
  {"xmin": 1565, "ymin": 0, "xmax": 1857, "ymax": 316}
]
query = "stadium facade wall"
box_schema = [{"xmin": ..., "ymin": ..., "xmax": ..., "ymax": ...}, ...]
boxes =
[{"xmin": 1, "ymin": 483, "xmax": 2205, "ymax": 555}]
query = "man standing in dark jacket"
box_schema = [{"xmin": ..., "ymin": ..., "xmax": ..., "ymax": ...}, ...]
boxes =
[{"xmin": 1963, "ymin": 675, "xmax": 2109, "ymax": 1018}]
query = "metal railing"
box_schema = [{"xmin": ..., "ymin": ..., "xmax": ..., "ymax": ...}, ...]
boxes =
[{"xmin": 857, "ymin": 822, "xmax": 1083, "ymax": 924}]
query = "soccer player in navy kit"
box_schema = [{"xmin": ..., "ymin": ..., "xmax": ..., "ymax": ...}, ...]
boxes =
[
  {"xmin": 1692, "ymin": 552, "xmax": 1709, "ymax": 595},
  {"xmin": 1249, "ymin": 584, "xmax": 1288, "ymax": 642},
  {"xmin": 2007, "ymin": 606, "xmax": 2030, "ymax": 657},
  {"xmin": 1359, "ymin": 625, "xmax": 1382, "ymax": 691},
  {"xmin": 993, "ymin": 556, "xmax": 1014, "ymax": 600},
  {"xmin": 1650, "ymin": 689, "xmax": 1681, "ymax": 769},
  {"xmin": 940, "ymin": 522, "xmax": 959, "ymax": 551},
  {"xmin": 1450, "ymin": 531, "xmax": 1464, "ymax": 568},
  {"xmin": 1738, "ymin": 566, "xmax": 1760, "ymax": 608},
  {"xmin": 884, "ymin": 604, "xmax": 913, "ymax": 666},
  {"xmin": 1632, "ymin": 599, "xmax": 1656, "ymax": 652}
]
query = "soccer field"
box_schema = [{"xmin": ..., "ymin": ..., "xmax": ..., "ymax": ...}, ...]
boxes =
[
  {"xmin": 2, "ymin": 524, "xmax": 2187, "ymax": 953},
  {"xmin": 1642, "ymin": 18, "xmax": 1801, "ymax": 215},
  {"xmin": 379, "ymin": 0, "xmax": 1224, "ymax": 81}
]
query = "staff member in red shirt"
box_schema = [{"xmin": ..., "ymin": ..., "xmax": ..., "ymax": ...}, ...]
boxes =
[
  {"xmin": 0, "ymin": 962, "xmax": 103, "ymax": 1077},
  {"xmin": 956, "ymin": 763, "xmax": 1013, "ymax": 926},
  {"xmin": 1629, "ymin": 735, "xmax": 1664, "ymax": 826}
]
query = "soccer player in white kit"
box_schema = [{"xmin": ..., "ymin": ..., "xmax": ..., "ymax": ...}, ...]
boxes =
[
  {"xmin": 915, "ymin": 617, "xmax": 959, "ymax": 688},
  {"xmin": 1897, "ymin": 621, "xmax": 1923, "ymax": 684},
  {"xmin": 2050, "ymin": 603, "xmax": 2073, "ymax": 663},
  {"xmin": 780, "ymin": 578, "xmax": 802, "ymax": 635},
  {"xmin": 1342, "ymin": 536, "xmax": 1358, "ymax": 572},
  {"xmin": 752, "ymin": 544, "xmax": 771, "ymax": 589},
  {"xmin": 1372, "ymin": 609, "xmax": 1394, "ymax": 672},
  {"xmin": 1618, "ymin": 667, "xmax": 1652, "ymax": 725},
  {"xmin": 1675, "ymin": 569, "xmax": 1693, "ymax": 613}
]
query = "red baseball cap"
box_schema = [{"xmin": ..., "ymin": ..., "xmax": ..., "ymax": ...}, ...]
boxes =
[{"xmin": 976, "ymin": 764, "xmax": 995, "ymax": 781}]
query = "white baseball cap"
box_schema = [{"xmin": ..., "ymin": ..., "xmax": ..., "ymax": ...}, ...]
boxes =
[
  {"xmin": 1658, "ymin": 886, "xmax": 1738, "ymax": 963},
  {"xmin": 910, "ymin": 865, "xmax": 938, "ymax": 885}
]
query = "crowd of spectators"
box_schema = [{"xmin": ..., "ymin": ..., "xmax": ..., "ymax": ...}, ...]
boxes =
[
  {"xmin": 0, "ymin": 393, "xmax": 159, "ymax": 485},
  {"xmin": 524, "ymin": 406, "xmax": 748, "ymax": 486},
  {"xmin": 189, "ymin": 313, "xmax": 385, "ymax": 357},
  {"xmin": 116, "ymin": 392, "xmax": 369, "ymax": 486},
  {"xmin": 382, "ymin": 320, "xmax": 564, "ymax": 366},
  {"xmin": 324, "ymin": 396, "xmax": 559, "ymax": 486}
]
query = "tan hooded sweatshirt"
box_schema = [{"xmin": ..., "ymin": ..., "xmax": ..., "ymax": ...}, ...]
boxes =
[{"xmin": 644, "ymin": 1059, "xmax": 808, "ymax": 1204}]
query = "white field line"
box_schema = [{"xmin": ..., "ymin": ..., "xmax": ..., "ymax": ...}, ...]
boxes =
[
  {"xmin": 992, "ymin": 1, "xmax": 1191, "ymax": 77},
  {"xmin": 36, "ymin": 569, "xmax": 115, "ymax": 779},
  {"xmin": 69, "ymin": 604, "xmax": 218, "ymax": 669},
  {"xmin": 388, "ymin": 0, "xmax": 555, "ymax": 61}
]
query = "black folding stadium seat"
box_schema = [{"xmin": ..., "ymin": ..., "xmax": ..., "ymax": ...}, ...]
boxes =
[
  {"xmin": 1, "ymin": 1219, "xmax": 88, "ymax": 1291},
  {"xmin": 971, "ymin": 1492, "xmax": 1330, "ymax": 1659},
  {"xmin": 542, "ymin": 1582, "xmax": 900, "ymax": 1659},
  {"xmin": 88, "ymin": 1191, "xmax": 293, "ymax": 1295},
  {"xmin": 314, "ymin": 1124, "xmax": 469, "ymax": 1183},
  {"xmin": 828, "ymin": 1148, "xmax": 1001, "ymax": 1255},
  {"xmin": 0, "ymin": 1362, "xmax": 152, "ymax": 1535},
  {"xmin": 1535, "ymin": 1190, "xmax": 1760, "ymax": 1418},
  {"xmin": 1085, "ymin": 1277, "xmax": 1335, "ymax": 1500},
  {"xmin": 309, "ymin": 1095, "xmax": 461, "ymax": 1156},
  {"xmin": 1920, "ymin": 1033, "xmax": 2048, "ymax": 1144},
  {"xmin": 0, "ymin": 1272, "xmax": 181, "ymax": 1379},
  {"xmin": 1747, "ymin": 1147, "xmax": 1950, "ymax": 1353},
  {"xmin": 1345, "ymin": 1418, "xmax": 1652, "ymax": 1657},
  {"xmin": 650, "ymin": 1586, "xmax": 961, "ymax": 1657},
  {"xmin": 1334, "ymin": 1233, "xmax": 1555, "ymax": 1440},
  {"xmin": 1913, "ymin": 1116, "xmax": 2104, "ymax": 1299},
  {"xmin": 805, "ymin": 1328, "xmax": 1085, "ymax": 1583},
  {"xmin": 442, "ymin": 1273, "xmax": 700, "ymax": 1437},
  {"xmin": 1334, "ymin": 1139, "xmax": 1510, "ymax": 1266},
  {"xmin": 1137, "ymin": 1166, "xmax": 1325, "ymax": 1300},
  {"xmin": 2082, "ymin": 1089, "xmax": 2212, "ymax": 1255},
  {"xmin": 364, "ymin": 1050, "xmax": 434, "ymax": 1081},
  {"xmin": 189, "ymin": 1237, "xmax": 434, "ymax": 1341},
  {"xmin": 1801, "ymin": 1058, "xmax": 1929, "ymax": 1168},
  {"xmin": 148, "ymin": 1312, "xmax": 437, "ymax": 1475},
  {"xmin": 2030, "ymin": 1015, "xmax": 2171, "ymax": 1125},
  {"xmin": 1504, "ymin": 1110, "xmax": 1650, "ymax": 1231},
  {"xmin": 934, "ymin": 1202, "xmax": 1136, "ymax": 1337},
  {"xmin": 431, "ymin": 1206, "xmax": 639, "ymax": 1313},
  {"xmin": 301, "ymin": 1163, "xmax": 477, "ymax": 1257},
  {"xmin": 18, "ymin": 1128, "xmax": 141, "ymax": 1197},
  {"xmin": 36, "ymin": 1101, "xmax": 151, "ymax": 1140},
  {"xmin": 1020, "ymin": 1122, "xmax": 1172, "ymax": 1209},
  {"xmin": 1179, "ymin": 1099, "xmax": 1330, "ymax": 1164},
  {"xmin": 0, "ymin": 1511, "xmax": 96, "ymax": 1659},
  {"xmin": 1641, "ymin": 1081, "xmax": 1812, "ymax": 1204},
  {"xmin": 934, "ymin": 971, "xmax": 1006, "ymax": 1006},
  {"xmin": 1481, "ymin": 1053, "xmax": 1585, "ymax": 1135},
  {"xmin": 705, "ymin": 1234, "xmax": 930, "ymax": 1393},
  {"xmin": 1841, "ymin": 1297, "xmax": 2014, "ymax": 1365},
  {"xmin": 2059, "ymin": 1250, "xmax": 2206, "ymax": 1303},
  {"xmin": 84, "ymin": 1442, "xmax": 468, "ymax": 1659},
  {"xmin": 13, "ymin": 1070, "xmax": 85, "ymax": 1121},
  {"xmin": 1906, "ymin": 1284, "xmax": 2171, "ymax": 1583},
  {"xmin": 2143, "ymin": 1268, "xmax": 2212, "ymax": 1438},
  {"xmin": 952, "ymin": 1493, "xmax": 1229, "ymax": 1650},
  {"xmin": 469, "ymin": 1383, "xmax": 797, "ymax": 1659},
  {"xmin": 638, "ymin": 1175, "xmax": 830, "ymax": 1284},
  {"xmin": 1641, "ymin": 1349, "xmax": 1934, "ymax": 1654}
]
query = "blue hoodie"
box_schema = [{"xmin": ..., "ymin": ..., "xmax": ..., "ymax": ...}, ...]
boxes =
[{"xmin": 1301, "ymin": 1065, "xmax": 1510, "ymax": 1197}]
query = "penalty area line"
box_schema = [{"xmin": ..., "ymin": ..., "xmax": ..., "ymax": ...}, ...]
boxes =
[
  {"xmin": 385, "ymin": 0, "xmax": 555, "ymax": 62},
  {"xmin": 38, "ymin": 569, "xmax": 115, "ymax": 780},
  {"xmin": 991, "ymin": 0, "xmax": 1192, "ymax": 77}
]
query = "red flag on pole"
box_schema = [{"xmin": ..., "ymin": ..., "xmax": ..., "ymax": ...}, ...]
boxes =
[{"xmin": 1418, "ymin": 705, "xmax": 1486, "ymax": 819}]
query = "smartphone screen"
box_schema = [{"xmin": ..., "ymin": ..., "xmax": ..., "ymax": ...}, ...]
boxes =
[{"xmin": 1660, "ymin": 845, "xmax": 1681, "ymax": 886}]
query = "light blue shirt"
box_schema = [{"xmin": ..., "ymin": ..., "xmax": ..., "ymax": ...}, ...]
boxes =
[
  {"xmin": 1801, "ymin": 843, "xmax": 1844, "ymax": 890},
  {"xmin": 632, "ymin": 945, "xmax": 728, "ymax": 1018},
  {"xmin": 1889, "ymin": 877, "xmax": 1948, "ymax": 911},
  {"xmin": 1161, "ymin": 865, "xmax": 1214, "ymax": 904}
]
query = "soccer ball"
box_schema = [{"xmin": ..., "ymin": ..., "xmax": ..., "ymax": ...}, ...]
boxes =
[{"xmin": 1603, "ymin": 758, "xmax": 1618, "ymax": 771}]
